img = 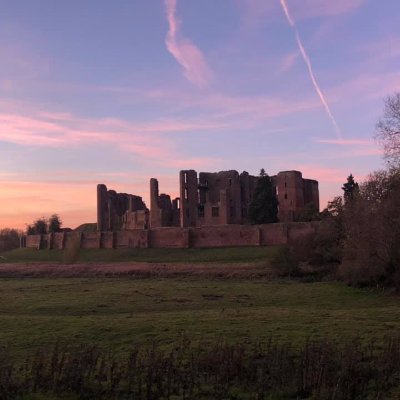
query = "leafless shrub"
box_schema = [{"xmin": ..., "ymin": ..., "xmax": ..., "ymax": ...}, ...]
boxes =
[
  {"xmin": 339, "ymin": 169, "xmax": 400, "ymax": 289},
  {"xmin": 1, "ymin": 337, "xmax": 400, "ymax": 399}
]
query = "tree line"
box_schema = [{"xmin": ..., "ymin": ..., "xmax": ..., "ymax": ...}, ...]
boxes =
[
  {"xmin": 276, "ymin": 93, "xmax": 400, "ymax": 290},
  {"xmin": 0, "ymin": 215, "xmax": 64, "ymax": 253},
  {"xmin": 26, "ymin": 214, "xmax": 63, "ymax": 235}
]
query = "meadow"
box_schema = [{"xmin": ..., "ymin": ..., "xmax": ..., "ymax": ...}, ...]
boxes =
[
  {"xmin": 0, "ymin": 248, "xmax": 399, "ymax": 357},
  {"xmin": 0, "ymin": 246, "xmax": 279, "ymax": 264},
  {"xmin": 1, "ymin": 247, "xmax": 400, "ymax": 398}
]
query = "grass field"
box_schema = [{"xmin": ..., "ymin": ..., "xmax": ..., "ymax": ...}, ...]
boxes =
[
  {"xmin": 1, "ymin": 247, "xmax": 400, "ymax": 398},
  {"xmin": 1, "ymin": 275, "xmax": 400, "ymax": 361},
  {"xmin": 0, "ymin": 246, "xmax": 280, "ymax": 264}
]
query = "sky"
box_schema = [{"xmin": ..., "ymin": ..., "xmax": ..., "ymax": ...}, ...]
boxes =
[{"xmin": 0, "ymin": 0, "xmax": 399, "ymax": 230}]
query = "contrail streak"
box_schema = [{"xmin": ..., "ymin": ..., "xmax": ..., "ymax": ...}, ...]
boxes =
[{"xmin": 279, "ymin": 0, "xmax": 341, "ymax": 138}]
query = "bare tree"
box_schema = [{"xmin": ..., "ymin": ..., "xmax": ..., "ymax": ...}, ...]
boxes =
[
  {"xmin": 339, "ymin": 169, "xmax": 400, "ymax": 289},
  {"xmin": 0, "ymin": 228, "xmax": 21, "ymax": 252},
  {"xmin": 376, "ymin": 93, "xmax": 400, "ymax": 167}
]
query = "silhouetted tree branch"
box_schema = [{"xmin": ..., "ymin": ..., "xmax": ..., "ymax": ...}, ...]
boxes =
[{"xmin": 376, "ymin": 93, "xmax": 400, "ymax": 167}]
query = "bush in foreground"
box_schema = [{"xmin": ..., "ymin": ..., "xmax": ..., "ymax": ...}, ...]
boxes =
[{"xmin": 1, "ymin": 337, "xmax": 400, "ymax": 399}]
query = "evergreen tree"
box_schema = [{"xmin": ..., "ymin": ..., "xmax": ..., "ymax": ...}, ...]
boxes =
[
  {"xmin": 26, "ymin": 225, "xmax": 35, "ymax": 235},
  {"xmin": 248, "ymin": 173, "xmax": 278, "ymax": 224},
  {"xmin": 48, "ymin": 214, "xmax": 62, "ymax": 233},
  {"xmin": 342, "ymin": 174, "xmax": 359, "ymax": 203},
  {"xmin": 27, "ymin": 218, "xmax": 47, "ymax": 235}
]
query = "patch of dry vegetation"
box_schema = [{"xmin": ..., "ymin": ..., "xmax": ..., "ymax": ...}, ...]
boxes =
[
  {"xmin": 2, "ymin": 337, "xmax": 400, "ymax": 399},
  {"xmin": 0, "ymin": 261, "xmax": 274, "ymax": 279}
]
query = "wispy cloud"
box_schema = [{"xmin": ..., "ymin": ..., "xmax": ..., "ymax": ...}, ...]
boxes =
[
  {"xmin": 280, "ymin": 51, "xmax": 299, "ymax": 72},
  {"xmin": 0, "ymin": 112, "xmax": 166, "ymax": 167},
  {"xmin": 164, "ymin": 156, "xmax": 221, "ymax": 170},
  {"xmin": 328, "ymin": 70, "xmax": 400, "ymax": 102},
  {"xmin": 315, "ymin": 138, "xmax": 372, "ymax": 146},
  {"xmin": 296, "ymin": 165, "xmax": 347, "ymax": 183},
  {"xmin": 279, "ymin": 0, "xmax": 341, "ymax": 138},
  {"xmin": 314, "ymin": 138, "xmax": 383, "ymax": 159},
  {"xmin": 0, "ymin": 110, "xmax": 226, "ymax": 155},
  {"xmin": 164, "ymin": 0, "xmax": 213, "ymax": 87},
  {"xmin": 143, "ymin": 88, "xmax": 320, "ymax": 125}
]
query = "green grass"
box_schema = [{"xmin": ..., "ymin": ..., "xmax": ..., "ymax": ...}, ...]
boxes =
[
  {"xmin": 1, "ymin": 276, "xmax": 400, "ymax": 360},
  {"xmin": 0, "ymin": 246, "xmax": 280, "ymax": 264}
]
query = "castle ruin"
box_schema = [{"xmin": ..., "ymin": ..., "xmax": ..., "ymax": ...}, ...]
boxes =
[
  {"xmin": 97, "ymin": 169, "xmax": 319, "ymax": 231},
  {"xmin": 96, "ymin": 184, "xmax": 149, "ymax": 231}
]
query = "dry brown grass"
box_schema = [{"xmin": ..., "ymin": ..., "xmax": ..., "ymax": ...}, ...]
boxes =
[
  {"xmin": 0, "ymin": 261, "xmax": 275, "ymax": 279},
  {"xmin": 2, "ymin": 336, "xmax": 400, "ymax": 399}
]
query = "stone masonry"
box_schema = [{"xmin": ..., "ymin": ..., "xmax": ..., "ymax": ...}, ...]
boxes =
[
  {"xmin": 97, "ymin": 184, "xmax": 149, "ymax": 231},
  {"xmin": 97, "ymin": 169, "xmax": 319, "ymax": 231},
  {"xmin": 150, "ymin": 178, "xmax": 180, "ymax": 228}
]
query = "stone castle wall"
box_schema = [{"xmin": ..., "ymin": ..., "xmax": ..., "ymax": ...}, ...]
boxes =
[
  {"xmin": 25, "ymin": 222, "xmax": 318, "ymax": 251},
  {"xmin": 97, "ymin": 169, "xmax": 319, "ymax": 232}
]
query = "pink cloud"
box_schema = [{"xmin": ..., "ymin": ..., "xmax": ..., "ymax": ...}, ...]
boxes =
[
  {"xmin": 164, "ymin": 156, "xmax": 221, "ymax": 170},
  {"xmin": 291, "ymin": 165, "xmax": 346, "ymax": 184},
  {"xmin": 342, "ymin": 148, "xmax": 383, "ymax": 157},
  {"xmin": 0, "ymin": 90, "xmax": 319, "ymax": 158},
  {"xmin": 0, "ymin": 111, "xmax": 175, "ymax": 170},
  {"xmin": 314, "ymin": 138, "xmax": 383, "ymax": 159},
  {"xmin": 164, "ymin": 0, "xmax": 213, "ymax": 87},
  {"xmin": 291, "ymin": 164, "xmax": 354, "ymax": 209},
  {"xmin": 147, "ymin": 88, "xmax": 320, "ymax": 124},
  {"xmin": 0, "ymin": 109, "xmax": 230, "ymax": 164},
  {"xmin": 280, "ymin": 51, "xmax": 299, "ymax": 72},
  {"xmin": 328, "ymin": 71, "xmax": 400, "ymax": 102},
  {"xmin": 0, "ymin": 113, "xmax": 69, "ymax": 146},
  {"xmin": 315, "ymin": 138, "xmax": 373, "ymax": 146},
  {"xmin": 81, "ymin": 84, "xmax": 323, "ymax": 130}
]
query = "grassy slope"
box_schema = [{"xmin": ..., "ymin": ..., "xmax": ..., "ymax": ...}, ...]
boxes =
[
  {"xmin": 0, "ymin": 246, "xmax": 280, "ymax": 263},
  {"xmin": 1, "ymin": 277, "xmax": 399, "ymax": 360}
]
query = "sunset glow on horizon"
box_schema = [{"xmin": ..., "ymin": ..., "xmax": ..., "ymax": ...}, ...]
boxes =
[{"xmin": 1, "ymin": 0, "xmax": 398, "ymax": 230}]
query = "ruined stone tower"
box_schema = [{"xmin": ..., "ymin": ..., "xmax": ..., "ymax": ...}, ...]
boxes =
[
  {"xmin": 179, "ymin": 170, "xmax": 198, "ymax": 228},
  {"xmin": 274, "ymin": 171, "xmax": 319, "ymax": 221},
  {"xmin": 149, "ymin": 178, "xmax": 179, "ymax": 228},
  {"xmin": 97, "ymin": 169, "xmax": 319, "ymax": 231}
]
